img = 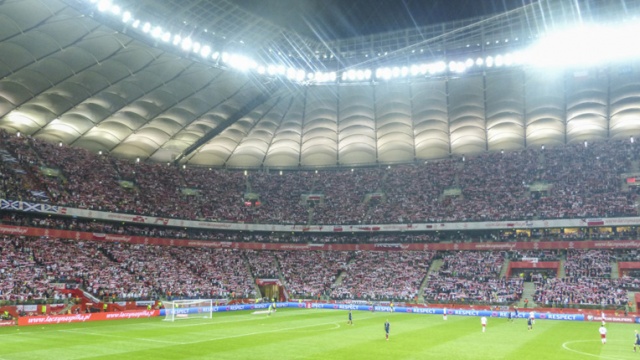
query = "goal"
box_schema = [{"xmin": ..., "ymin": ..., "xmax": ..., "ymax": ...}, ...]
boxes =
[{"xmin": 163, "ymin": 299, "xmax": 213, "ymax": 321}]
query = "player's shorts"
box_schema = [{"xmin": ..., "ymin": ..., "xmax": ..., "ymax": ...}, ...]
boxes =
[{"xmin": 601, "ymin": 334, "xmax": 606, "ymax": 339}]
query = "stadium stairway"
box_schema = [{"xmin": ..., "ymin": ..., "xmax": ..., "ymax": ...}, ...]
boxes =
[
  {"xmin": 499, "ymin": 259, "xmax": 510, "ymax": 278},
  {"xmin": 558, "ymin": 259, "xmax": 566, "ymax": 278},
  {"xmin": 628, "ymin": 292, "xmax": 638, "ymax": 312},
  {"xmin": 331, "ymin": 256, "xmax": 358, "ymax": 288},
  {"xmin": 518, "ymin": 282, "xmax": 538, "ymax": 308},
  {"xmin": 611, "ymin": 261, "xmax": 619, "ymax": 279},
  {"xmin": 417, "ymin": 259, "xmax": 444, "ymax": 302}
]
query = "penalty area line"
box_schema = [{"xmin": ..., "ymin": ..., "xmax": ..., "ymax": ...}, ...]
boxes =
[
  {"xmin": 183, "ymin": 321, "xmax": 343, "ymax": 345},
  {"xmin": 59, "ymin": 329, "xmax": 184, "ymax": 345}
]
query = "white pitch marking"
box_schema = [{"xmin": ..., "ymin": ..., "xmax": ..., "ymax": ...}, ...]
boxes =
[
  {"xmin": 562, "ymin": 340, "xmax": 629, "ymax": 360},
  {"xmin": 59, "ymin": 329, "xmax": 183, "ymax": 345}
]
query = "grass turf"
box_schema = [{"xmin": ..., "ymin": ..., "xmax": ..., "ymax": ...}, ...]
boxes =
[{"xmin": 0, "ymin": 309, "xmax": 637, "ymax": 359}]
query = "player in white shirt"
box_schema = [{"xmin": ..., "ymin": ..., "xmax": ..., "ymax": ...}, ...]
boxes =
[
  {"xmin": 481, "ymin": 316, "xmax": 487, "ymax": 332},
  {"xmin": 443, "ymin": 307, "xmax": 447, "ymax": 321},
  {"xmin": 599, "ymin": 325, "xmax": 607, "ymax": 344},
  {"xmin": 529, "ymin": 311, "xmax": 535, "ymax": 325},
  {"xmin": 601, "ymin": 311, "xmax": 606, "ymax": 326}
]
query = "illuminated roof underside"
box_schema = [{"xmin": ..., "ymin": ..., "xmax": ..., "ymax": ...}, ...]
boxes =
[{"xmin": 1, "ymin": 0, "xmax": 640, "ymax": 168}]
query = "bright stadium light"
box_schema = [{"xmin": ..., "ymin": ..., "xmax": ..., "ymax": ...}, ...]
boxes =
[
  {"xmin": 475, "ymin": 57, "xmax": 484, "ymax": 66},
  {"xmin": 172, "ymin": 34, "xmax": 181, "ymax": 46},
  {"xmin": 200, "ymin": 45, "xmax": 211, "ymax": 58},
  {"xmin": 151, "ymin": 26, "xmax": 162, "ymax": 38},
  {"xmin": 121, "ymin": 11, "xmax": 132, "ymax": 23},
  {"xmin": 486, "ymin": 56, "xmax": 494, "ymax": 67},
  {"xmin": 295, "ymin": 70, "xmax": 306, "ymax": 82},
  {"xmin": 97, "ymin": 0, "xmax": 111, "ymax": 12},
  {"xmin": 110, "ymin": 5, "xmax": 121, "ymax": 15},
  {"xmin": 142, "ymin": 22, "xmax": 151, "ymax": 33},
  {"xmin": 181, "ymin": 38, "xmax": 192, "ymax": 51},
  {"xmin": 192, "ymin": 42, "xmax": 201, "ymax": 54},
  {"xmin": 522, "ymin": 23, "xmax": 640, "ymax": 68},
  {"xmin": 161, "ymin": 32, "xmax": 171, "ymax": 43}
]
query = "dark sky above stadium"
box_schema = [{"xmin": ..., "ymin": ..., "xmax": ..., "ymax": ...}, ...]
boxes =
[{"xmin": 235, "ymin": 0, "xmax": 532, "ymax": 40}]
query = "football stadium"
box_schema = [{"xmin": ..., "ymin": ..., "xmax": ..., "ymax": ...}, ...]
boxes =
[{"xmin": 2, "ymin": 0, "xmax": 640, "ymax": 359}]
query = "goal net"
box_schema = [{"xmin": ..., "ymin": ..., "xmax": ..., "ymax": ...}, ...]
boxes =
[{"xmin": 163, "ymin": 299, "xmax": 213, "ymax": 321}]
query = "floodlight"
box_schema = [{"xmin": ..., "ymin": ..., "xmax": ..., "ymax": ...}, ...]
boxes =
[
  {"xmin": 161, "ymin": 32, "xmax": 171, "ymax": 43},
  {"xmin": 200, "ymin": 45, "xmax": 211, "ymax": 58},
  {"xmin": 295, "ymin": 70, "xmax": 305, "ymax": 82},
  {"xmin": 131, "ymin": 19, "xmax": 140, "ymax": 28},
  {"xmin": 211, "ymin": 52, "xmax": 220, "ymax": 60},
  {"xmin": 151, "ymin": 26, "xmax": 162, "ymax": 38},
  {"xmin": 485, "ymin": 56, "xmax": 494, "ymax": 67},
  {"xmin": 110, "ymin": 5, "xmax": 121, "ymax": 15},
  {"xmin": 475, "ymin": 57, "xmax": 483, "ymax": 66},
  {"xmin": 142, "ymin": 22, "xmax": 151, "ymax": 33},
  {"xmin": 192, "ymin": 42, "xmax": 201, "ymax": 54},
  {"xmin": 448, "ymin": 61, "xmax": 457, "ymax": 72},
  {"xmin": 121, "ymin": 11, "xmax": 132, "ymax": 23},
  {"xmin": 267, "ymin": 65, "xmax": 278, "ymax": 75},
  {"xmin": 495, "ymin": 55, "xmax": 504, "ymax": 67},
  {"xmin": 504, "ymin": 54, "xmax": 513, "ymax": 66},
  {"xmin": 257, "ymin": 66, "xmax": 266, "ymax": 75},
  {"xmin": 97, "ymin": 0, "xmax": 111, "ymax": 12},
  {"xmin": 181, "ymin": 38, "xmax": 192, "ymax": 51},
  {"xmin": 364, "ymin": 69, "xmax": 372, "ymax": 80},
  {"xmin": 287, "ymin": 68, "xmax": 297, "ymax": 80},
  {"xmin": 391, "ymin": 67, "xmax": 400, "ymax": 78},
  {"xmin": 172, "ymin": 35, "xmax": 181, "ymax": 46},
  {"xmin": 465, "ymin": 58, "xmax": 474, "ymax": 67}
]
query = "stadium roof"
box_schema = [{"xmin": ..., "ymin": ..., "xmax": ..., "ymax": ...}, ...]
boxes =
[{"xmin": 0, "ymin": 0, "xmax": 639, "ymax": 169}]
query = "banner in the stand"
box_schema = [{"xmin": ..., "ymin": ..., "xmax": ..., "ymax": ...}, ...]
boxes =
[
  {"xmin": 3, "ymin": 198, "xmax": 640, "ymax": 234},
  {"xmin": 17, "ymin": 310, "xmax": 158, "ymax": 326},
  {"xmin": 2, "ymin": 223, "xmax": 640, "ymax": 252}
]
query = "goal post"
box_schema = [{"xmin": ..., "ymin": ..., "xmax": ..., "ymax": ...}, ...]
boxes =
[{"xmin": 163, "ymin": 299, "xmax": 213, "ymax": 321}]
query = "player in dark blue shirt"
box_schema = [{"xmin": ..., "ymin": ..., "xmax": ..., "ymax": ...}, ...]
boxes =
[
  {"xmin": 634, "ymin": 330, "xmax": 640, "ymax": 352},
  {"xmin": 527, "ymin": 317, "xmax": 533, "ymax": 331},
  {"xmin": 348, "ymin": 310, "xmax": 353, "ymax": 325},
  {"xmin": 384, "ymin": 320, "xmax": 390, "ymax": 341}
]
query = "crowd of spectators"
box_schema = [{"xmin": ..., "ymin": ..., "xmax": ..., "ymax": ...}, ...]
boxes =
[
  {"xmin": 564, "ymin": 250, "xmax": 613, "ymax": 278},
  {"xmin": 533, "ymin": 277, "xmax": 628, "ymax": 307},
  {"xmin": 532, "ymin": 250, "xmax": 629, "ymax": 307},
  {"xmin": 4, "ymin": 233, "xmax": 640, "ymax": 307},
  {"xmin": 1, "ymin": 130, "xmax": 638, "ymax": 226},
  {"xmin": 331, "ymin": 251, "xmax": 434, "ymax": 301},
  {"xmin": 275, "ymin": 251, "xmax": 351, "ymax": 299},
  {"xmin": 423, "ymin": 251, "xmax": 522, "ymax": 304}
]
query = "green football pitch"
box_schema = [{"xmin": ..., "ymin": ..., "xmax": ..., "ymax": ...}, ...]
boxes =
[{"xmin": 0, "ymin": 309, "xmax": 637, "ymax": 359}]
